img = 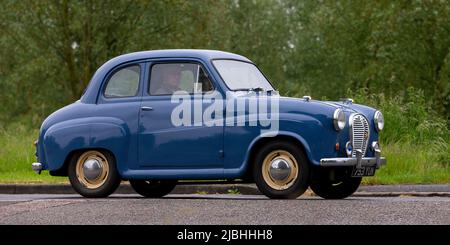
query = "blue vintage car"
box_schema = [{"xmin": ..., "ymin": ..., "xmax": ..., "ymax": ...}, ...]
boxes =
[{"xmin": 32, "ymin": 49, "xmax": 386, "ymax": 199}]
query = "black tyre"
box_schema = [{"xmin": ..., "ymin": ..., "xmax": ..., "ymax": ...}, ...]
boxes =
[
  {"xmin": 130, "ymin": 180, "xmax": 177, "ymax": 198},
  {"xmin": 310, "ymin": 168, "xmax": 362, "ymax": 199},
  {"xmin": 68, "ymin": 150, "xmax": 121, "ymax": 198},
  {"xmin": 253, "ymin": 141, "xmax": 310, "ymax": 199}
]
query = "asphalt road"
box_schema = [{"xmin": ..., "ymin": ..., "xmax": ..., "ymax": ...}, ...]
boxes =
[{"xmin": 0, "ymin": 194, "xmax": 449, "ymax": 225}]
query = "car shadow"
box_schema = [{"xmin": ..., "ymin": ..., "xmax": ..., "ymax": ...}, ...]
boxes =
[{"xmin": 40, "ymin": 194, "xmax": 375, "ymax": 201}]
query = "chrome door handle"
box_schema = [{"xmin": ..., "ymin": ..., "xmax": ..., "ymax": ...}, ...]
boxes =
[{"xmin": 141, "ymin": 106, "xmax": 153, "ymax": 111}]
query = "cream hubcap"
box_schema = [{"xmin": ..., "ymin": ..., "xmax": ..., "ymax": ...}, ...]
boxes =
[
  {"xmin": 76, "ymin": 151, "xmax": 109, "ymax": 189},
  {"xmin": 262, "ymin": 150, "xmax": 298, "ymax": 190}
]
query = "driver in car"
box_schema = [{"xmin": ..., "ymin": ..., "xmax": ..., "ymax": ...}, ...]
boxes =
[{"xmin": 155, "ymin": 66, "xmax": 182, "ymax": 95}]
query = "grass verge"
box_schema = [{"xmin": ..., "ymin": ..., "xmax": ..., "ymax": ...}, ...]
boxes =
[
  {"xmin": 363, "ymin": 143, "xmax": 450, "ymax": 184},
  {"xmin": 0, "ymin": 126, "xmax": 66, "ymax": 183},
  {"xmin": 0, "ymin": 125, "xmax": 448, "ymax": 184}
]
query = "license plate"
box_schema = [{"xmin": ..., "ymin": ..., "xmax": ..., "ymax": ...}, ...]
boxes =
[{"xmin": 351, "ymin": 166, "xmax": 376, "ymax": 177}]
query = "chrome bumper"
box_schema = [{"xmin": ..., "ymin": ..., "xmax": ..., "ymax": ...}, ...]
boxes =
[
  {"xmin": 32, "ymin": 162, "xmax": 43, "ymax": 174},
  {"xmin": 320, "ymin": 149, "xmax": 387, "ymax": 168}
]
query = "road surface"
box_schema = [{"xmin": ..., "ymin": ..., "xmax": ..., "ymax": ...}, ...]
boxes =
[{"xmin": 0, "ymin": 194, "xmax": 449, "ymax": 225}]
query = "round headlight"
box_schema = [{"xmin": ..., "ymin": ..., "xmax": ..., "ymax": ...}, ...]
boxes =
[
  {"xmin": 333, "ymin": 109, "xmax": 346, "ymax": 131},
  {"xmin": 374, "ymin": 110, "xmax": 384, "ymax": 131}
]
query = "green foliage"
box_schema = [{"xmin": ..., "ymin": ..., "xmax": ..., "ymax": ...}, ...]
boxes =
[
  {"xmin": 0, "ymin": 1, "xmax": 449, "ymax": 183},
  {"xmin": 1, "ymin": 0, "xmax": 449, "ymax": 125},
  {"xmin": 352, "ymin": 87, "xmax": 448, "ymax": 143},
  {"xmin": 351, "ymin": 87, "xmax": 449, "ymax": 167}
]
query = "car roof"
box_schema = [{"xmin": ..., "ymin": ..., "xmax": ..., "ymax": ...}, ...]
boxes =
[
  {"xmin": 81, "ymin": 49, "xmax": 252, "ymax": 103},
  {"xmin": 104, "ymin": 49, "xmax": 252, "ymax": 66}
]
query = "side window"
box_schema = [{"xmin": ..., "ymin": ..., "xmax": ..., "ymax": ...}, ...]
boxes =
[
  {"xmin": 104, "ymin": 65, "xmax": 140, "ymax": 98},
  {"xmin": 149, "ymin": 63, "xmax": 213, "ymax": 95}
]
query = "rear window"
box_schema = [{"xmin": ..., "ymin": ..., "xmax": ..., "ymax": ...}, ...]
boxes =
[{"xmin": 104, "ymin": 65, "xmax": 140, "ymax": 98}]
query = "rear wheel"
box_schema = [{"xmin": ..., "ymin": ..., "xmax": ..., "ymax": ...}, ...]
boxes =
[
  {"xmin": 310, "ymin": 168, "xmax": 361, "ymax": 199},
  {"xmin": 130, "ymin": 180, "xmax": 177, "ymax": 198},
  {"xmin": 68, "ymin": 150, "xmax": 121, "ymax": 198},
  {"xmin": 253, "ymin": 141, "xmax": 310, "ymax": 199}
]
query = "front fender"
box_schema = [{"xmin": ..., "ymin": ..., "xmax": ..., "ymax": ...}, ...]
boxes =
[
  {"xmin": 275, "ymin": 112, "xmax": 340, "ymax": 165},
  {"xmin": 224, "ymin": 112, "xmax": 337, "ymax": 178},
  {"xmin": 246, "ymin": 130, "xmax": 314, "ymax": 164}
]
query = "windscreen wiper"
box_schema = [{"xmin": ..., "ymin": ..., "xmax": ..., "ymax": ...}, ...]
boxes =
[{"xmin": 233, "ymin": 87, "xmax": 265, "ymax": 92}]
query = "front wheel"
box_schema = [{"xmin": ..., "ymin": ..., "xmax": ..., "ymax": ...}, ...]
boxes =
[
  {"xmin": 310, "ymin": 168, "xmax": 362, "ymax": 199},
  {"xmin": 253, "ymin": 141, "xmax": 310, "ymax": 199},
  {"xmin": 130, "ymin": 180, "xmax": 177, "ymax": 198},
  {"xmin": 68, "ymin": 150, "xmax": 121, "ymax": 198}
]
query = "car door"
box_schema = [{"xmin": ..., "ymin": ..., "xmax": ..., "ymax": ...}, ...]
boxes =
[
  {"xmin": 95, "ymin": 64, "xmax": 144, "ymax": 171},
  {"xmin": 138, "ymin": 60, "xmax": 224, "ymax": 169}
]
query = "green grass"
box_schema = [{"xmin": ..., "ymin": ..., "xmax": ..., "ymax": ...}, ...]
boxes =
[
  {"xmin": 363, "ymin": 143, "xmax": 450, "ymax": 184},
  {"xmin": 0, "ymin": 123, "xmax": 448, "ymax": 185},
  {"xmin": 0, "ymin": 126, "xmax": 66, "ymax": 183},
  {"xmin": 227, "ymin": 188, "xmax": 241, "ymax": 195}
]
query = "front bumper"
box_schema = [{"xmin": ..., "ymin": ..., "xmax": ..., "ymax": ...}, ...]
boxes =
[
  {"xmin": 32, "ymin": 162, "xmax": 43, "ymax": 174},
  {"xmin": 320, "ymin": 149, "xmax": 387, "ymax": 169},
  {"xmin": 320, "ymin": 156, "xmax": 386, "ymax": 168}
]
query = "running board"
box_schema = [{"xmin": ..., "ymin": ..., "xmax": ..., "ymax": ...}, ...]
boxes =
[{"xmin": 176, "ymin": 180, "xmax": 250, "ymax": 185}]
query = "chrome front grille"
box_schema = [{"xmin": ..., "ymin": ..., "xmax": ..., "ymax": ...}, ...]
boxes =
[{"xmin": 350, "ymin": 114, "xmax": 370, "ymax": 157}]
